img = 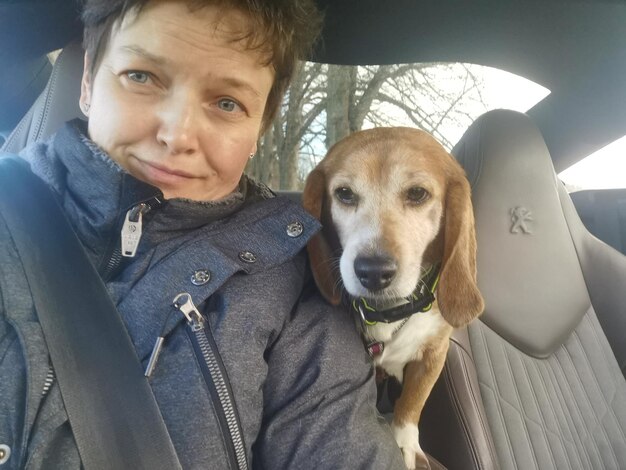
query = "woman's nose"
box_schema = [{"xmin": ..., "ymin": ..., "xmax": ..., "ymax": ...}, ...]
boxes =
[{"xmin": 156, "ymin": 95, "xmax": 200, "ymax": 155}]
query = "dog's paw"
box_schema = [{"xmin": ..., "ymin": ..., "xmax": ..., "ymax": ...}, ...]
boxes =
[{"xmin": 391, "ymin": 421, "xmax": 430, "ymax": 470}]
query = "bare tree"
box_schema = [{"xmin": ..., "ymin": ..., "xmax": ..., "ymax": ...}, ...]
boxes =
[
  {"xmin": 248, "ymin": 61, "xmax": 326, "ymax": 189},
  {"xmin": 370, "ymin": 63, "xmax": 486, "ymax": 149},
  {"xmin": 247, "ymin": 61, "xmax": 487, "ymax": 190}
]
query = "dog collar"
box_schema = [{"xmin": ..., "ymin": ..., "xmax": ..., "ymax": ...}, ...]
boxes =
[{"xmin": 350, "ymin": 264, "xmax": 440, "ymax": 325}]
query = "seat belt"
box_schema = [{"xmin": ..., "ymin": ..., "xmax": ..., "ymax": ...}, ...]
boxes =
[{"xmin": 0, "ymin": 157, "xmax": 182, "ymax": 470}]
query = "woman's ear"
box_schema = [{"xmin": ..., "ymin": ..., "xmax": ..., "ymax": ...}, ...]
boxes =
[
  {"xmin": 302, "ymin": 168, "xmax": 342, "ymax": 305},
  {"xmin": 79, "ymin": 53, "xmax": 92, "ymax": 117},
  {"xmin": 437, "ymin": 176, "xmax": 484, "ymax": 327}
]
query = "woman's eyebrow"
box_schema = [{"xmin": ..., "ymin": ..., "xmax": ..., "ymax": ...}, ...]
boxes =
[
  {"xmin": 218, "ymin": 77, "xmax": 263, "ymax": 98},
  {"xmin": 120, "ymin": 45, "xmax": 168, "ymax": 66},
  {"xmin": 118, "ymin": 44, "xmax": 263, "ymax": 98}
]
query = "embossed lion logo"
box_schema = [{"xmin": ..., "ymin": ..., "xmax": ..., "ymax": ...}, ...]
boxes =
[{"xmin": 510, "ymin": 207, "xmax": 533, "ymax": 234}]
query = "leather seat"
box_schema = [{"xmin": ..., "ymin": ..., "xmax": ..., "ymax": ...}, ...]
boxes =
[
  {"xmin": 1, "ymin": 40, "xmax": 84, "ymax": 154},
  {"xmin": 421, "ymin": 109, "xmax": 626, "ymax": 470}
]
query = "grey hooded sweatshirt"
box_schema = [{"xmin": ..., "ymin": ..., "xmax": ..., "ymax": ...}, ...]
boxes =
[{"xmin": 0, "ymin": 121, "xmax": 404, "ymax": 469}]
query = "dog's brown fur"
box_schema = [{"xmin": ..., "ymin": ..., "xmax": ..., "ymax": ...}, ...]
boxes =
[{"xmin": 303, "ymin": 127, "xmax": 484, "ymax": 469}]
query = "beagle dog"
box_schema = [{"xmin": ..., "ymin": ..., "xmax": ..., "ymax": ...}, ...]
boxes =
[{"xmin": 302, "ymin": 127, "xmax": 484, "ymax": 469}]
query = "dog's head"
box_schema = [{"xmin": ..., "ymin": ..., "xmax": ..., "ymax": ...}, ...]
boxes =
[{"xmin": 303, "ymin": 127, "xmax": 484, "ymax": 328}]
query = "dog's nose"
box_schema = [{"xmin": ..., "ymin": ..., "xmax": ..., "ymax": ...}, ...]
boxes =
[{"xmin": 354, "ymin": 255, "xmax": 397, "ymax": 291}]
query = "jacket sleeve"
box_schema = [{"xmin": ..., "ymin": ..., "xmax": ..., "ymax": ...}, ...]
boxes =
[{"xmin": 253, "ymin": 286, "xmax": 405, "ymax": 469}]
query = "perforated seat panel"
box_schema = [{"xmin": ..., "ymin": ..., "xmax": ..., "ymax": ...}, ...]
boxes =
[{"xmin": 469, "ymin": 307, "xmax": 626, "ymax": 470}]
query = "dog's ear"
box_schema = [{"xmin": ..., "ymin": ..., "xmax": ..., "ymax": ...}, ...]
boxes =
[
  {"xmin": 437, "ymin": 176, "xmax": 484, "ymax": 327},
  {"xmin": 302, "ymin": 168, "xmax": 342, "ymax": 305}
]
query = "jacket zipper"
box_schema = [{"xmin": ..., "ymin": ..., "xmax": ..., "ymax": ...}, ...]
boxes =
[
  {"xmin": 121, "ymin": 202, "xmax": 152, "ymax": 257},
  {"xmin": 41, "ymin": 365, "xmax": 55, "ymax": 397},
  {"xmin": 101, "ymin": 246, "xmax": 123, "ymax": 281},
  {"xmin": 173, "ymin": 293, "xmax": 248, "ymax": 470},
  {"xmin": 101, "ymin": 198, "xmax": 161, "ymax": 280}
]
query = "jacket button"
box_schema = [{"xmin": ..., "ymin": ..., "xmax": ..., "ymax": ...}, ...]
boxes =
[
  {"xmin": 0, "ymin": 444, "xmax": 10, "ymax": 464},
  {"xmin": 239, "ymin": 251, "xmax": 257, "ymax": 263},
  {"xmin": 286, "ymin": 221, "xmax": 304, "ymax": 238},
  {"xmin": 191, "ymin": 269, "xmax": 211, "ymax": 286}
]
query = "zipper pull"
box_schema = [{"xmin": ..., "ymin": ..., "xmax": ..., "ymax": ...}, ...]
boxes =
[
  {"xmin": 144, "ymin": 336, "xmax": 165, "ymax": 378},
  {"xmin": 173, "ymin": 293, "xmax": 205, "ymax": 331},
  {"xmin": 121, "ymin": 203, "xmax": 152, "ymax": 257}
]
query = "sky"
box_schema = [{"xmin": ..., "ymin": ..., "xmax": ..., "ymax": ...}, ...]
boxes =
[{"xmin": 559, "ymin": 136, "xmax": 626, "ymax": 190}]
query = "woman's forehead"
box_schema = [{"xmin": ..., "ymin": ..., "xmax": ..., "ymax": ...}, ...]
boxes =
[{"xmin": 113, "ymin": 2, "xmax": 271, "ymax": 64}]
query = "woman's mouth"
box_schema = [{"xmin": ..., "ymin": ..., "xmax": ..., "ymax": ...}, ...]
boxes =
[{"xmin": 131, "ymin": 156, "xmax": 197, "ymax": 186}]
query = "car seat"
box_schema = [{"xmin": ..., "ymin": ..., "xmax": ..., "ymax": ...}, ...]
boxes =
[
  {"xmin": 1, "ymin": 40, "xmax": 84, "ymax": 154},
  {"xmin": 421, "ymin": 109, "xmax": 626, "ymax": 470}
]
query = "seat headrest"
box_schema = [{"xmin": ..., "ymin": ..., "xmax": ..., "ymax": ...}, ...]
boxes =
[
  {"xmin": 1, "ymin": 41, "xmax": 84, "ymax": 154},
  {"xmin": 454, "ymin": 109, "xmax": 590, "ymax": 357}
]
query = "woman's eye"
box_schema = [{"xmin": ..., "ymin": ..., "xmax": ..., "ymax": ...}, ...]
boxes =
[
  {"xmin": 406, "ymin": 186, "xmax": 430, "ymax": 205},
  {"xmin": 126, "ymin": 71, "xmax": 150, "ymax": 84},
  {"xmin": 217, "ymin": 98, "xmax": 242, "ymax": 113},
  {"xmin": 334, "ymin": 187, "xmax": 358, "ymax": 205}
]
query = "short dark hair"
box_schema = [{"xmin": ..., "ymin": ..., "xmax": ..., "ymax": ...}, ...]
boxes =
[{"xmin": 81, "ymin": 0, "xmax": 323, "ymax": 131}]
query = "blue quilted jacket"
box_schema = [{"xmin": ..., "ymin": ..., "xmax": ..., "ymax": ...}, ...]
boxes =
[{"xmin": 0, "ymin": 121, "xmax": 404, "ymax": 469}]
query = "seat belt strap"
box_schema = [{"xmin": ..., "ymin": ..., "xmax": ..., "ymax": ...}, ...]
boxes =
[{"xmin": 0, "ymin": 157, "xmax": 182, "ymax": 470}]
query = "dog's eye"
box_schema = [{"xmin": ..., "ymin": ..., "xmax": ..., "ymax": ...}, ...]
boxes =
[
  {"xmin": 406, "ymin": 187, "xmax": 430, "ymax": 205},
  {"xmin": 334, "ymin": 187, "xmax": 358, "ymax": 205}
]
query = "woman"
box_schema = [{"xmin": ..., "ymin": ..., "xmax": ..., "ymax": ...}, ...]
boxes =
[{"xmin": 0, "ymin": 0, "xmax": 405, "ymax": 468}]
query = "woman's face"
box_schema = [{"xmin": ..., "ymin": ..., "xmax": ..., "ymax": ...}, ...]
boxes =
[{"xmin": 79, "ymin": 2, "xmax": 274, "ymax": 201}]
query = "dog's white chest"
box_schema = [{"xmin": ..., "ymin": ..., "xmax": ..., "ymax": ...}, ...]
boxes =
[{"xmin": 364, "ymin": 309, "xmax": 447, "ymax": 382}]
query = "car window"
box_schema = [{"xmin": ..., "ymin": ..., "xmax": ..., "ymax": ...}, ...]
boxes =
[
  {"xmin": 559, "ymin": 135, "xmax": 626, "ymax": 192},
  {"xmin": 248, "ymin": 61, "xmax": 550, "ymax": 190}
]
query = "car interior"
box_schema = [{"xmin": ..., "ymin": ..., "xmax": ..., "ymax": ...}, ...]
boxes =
[{"xmin": 1, "ymin": 1, "xmax": 625, "ymax": 469}]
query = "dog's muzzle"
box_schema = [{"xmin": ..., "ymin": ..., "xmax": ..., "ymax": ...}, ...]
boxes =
[{"xmin": 348, "ymin": 264, "xmax": 440, "ymax": 324}]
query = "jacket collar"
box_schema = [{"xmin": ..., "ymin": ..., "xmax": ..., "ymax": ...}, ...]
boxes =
[{"xmin": 20, "ymin": 120, "xmax": 271, "ymax": 266}]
